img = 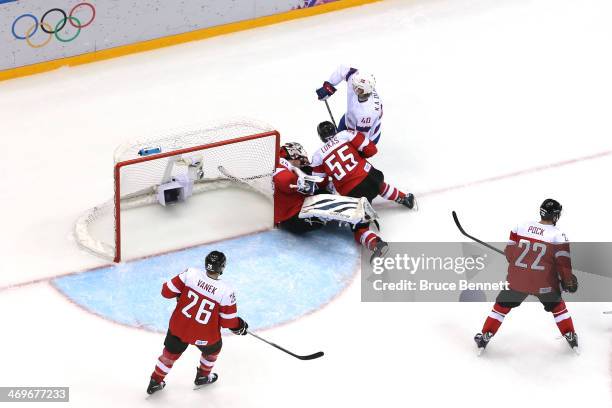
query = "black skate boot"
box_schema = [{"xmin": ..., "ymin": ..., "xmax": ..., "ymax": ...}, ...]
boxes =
[
  {"xmin": 146, "ymin": 377, "xmax": 165, "ymax": 395},
  {"xmin": 396, "ymin": 193, "xmax": 415, "ymax": 209},
  {"xmin": 563, "ymin": 332, "xmax": 579, "ymax": 354},
  {"xmin": 474, "ymin": 332, "xmax": 493, "ymax": 355},
  {"xmin": 370, "ymin": 239, "xmax": 390, "ymax": 264},
  {"xmin": 194, "ymin": 368, "xmax": 218, "ymax": 389}
]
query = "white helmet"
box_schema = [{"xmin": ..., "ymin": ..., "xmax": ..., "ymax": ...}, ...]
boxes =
[{"xmin": 351, "ymin": 72, "xmax": 376, "ymax": 97}]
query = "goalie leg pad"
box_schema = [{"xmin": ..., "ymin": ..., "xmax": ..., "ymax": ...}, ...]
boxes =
[{"xmin": 298, "ymin": 194, "xmax": 378, "ymax": 226}]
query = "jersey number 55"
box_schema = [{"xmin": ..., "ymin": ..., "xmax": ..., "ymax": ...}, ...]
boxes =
[{"xmin": 325, "ymin": 146, "xmax": 358, "ymax": 180}]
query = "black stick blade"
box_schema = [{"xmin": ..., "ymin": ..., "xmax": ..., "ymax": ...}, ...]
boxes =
[
  {"xmin": 451, "ymin": 210, "xmax": 504, "ymax": 255},
  {"xmin": 297, "ymin": 351, "xmax": 325, "ymax": 360},
  {"xmin": 248, "ymin": 331, "xmax": 325, "ymax": 361},
  {"xmin": 452, "ymin": 211, "xmax": 465, "ymax": 233}
]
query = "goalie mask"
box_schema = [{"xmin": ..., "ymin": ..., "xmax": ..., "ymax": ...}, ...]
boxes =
[
  {"xmin": 205, "ymin": 250, "xmax": 226, "ymax": 275},
  {"xmin": 280, "ymin": 142, "xmax": 310, "ymax": 166}
]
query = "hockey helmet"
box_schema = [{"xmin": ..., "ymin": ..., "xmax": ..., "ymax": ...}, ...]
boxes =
[
  {"xmin": 540, "ymin": 198, "xmax": 562, "ymax": 224},
  {"xmin": 280, "ymin": 142, "xmax": 310, "ymax": 166},
  {"xmin": 205, "ymin": 250, "xmax": 226, "ymax": 275},
  {"xmin": 351, "ymin": 71, "xmax": 376, "ymax": 100},
  {"xmin": 317, "ymin": 121, "xmax": 337, "ymax": 143}
]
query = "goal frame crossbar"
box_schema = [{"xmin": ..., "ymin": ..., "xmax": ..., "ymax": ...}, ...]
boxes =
[{"xmin": 113, "ymin": 130, "xmax": 280, "ymax": 262}]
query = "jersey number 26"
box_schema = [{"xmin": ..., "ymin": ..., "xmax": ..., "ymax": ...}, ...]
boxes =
[{"xmin": 181, "ymin": 290, "xmax": 215, "ymax": 325}]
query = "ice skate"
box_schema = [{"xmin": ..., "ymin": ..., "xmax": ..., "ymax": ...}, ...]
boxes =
[
  {"xmin": 474, "ymin": 332, "xmax": 493, "ymax": 356},
  {"xmin": 146, "ymin": 378, "xmax": 165, "ymax": 395},
  {"xmin": 194, "ymin": 368, "xmax": 219, "ymax": 389}
]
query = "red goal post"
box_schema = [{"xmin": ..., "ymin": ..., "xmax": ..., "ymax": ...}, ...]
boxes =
[{"xmin": 75, "ymin": 120, "xmax": 280, "ymax": 263}]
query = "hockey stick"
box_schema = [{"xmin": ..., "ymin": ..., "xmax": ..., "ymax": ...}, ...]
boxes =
[
  {"xmin": 452, "ymin": 211, "xmax": 504, "ymax": 255},
  {"xmin": 248, "ymin": 331, "xmax": 324, "ymax": 360},
  {"xmin": 324, "ymin": 100, "xmax": 338, "ymax": 129},
  {"xmin": 218, "ymin": 166, "xmax": 272, "ymax": 181}
]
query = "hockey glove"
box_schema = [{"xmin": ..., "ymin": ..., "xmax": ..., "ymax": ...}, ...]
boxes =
[
  {"xmin": 316, "ymin": 81, "xmax": 336, "ymax": 100},
  {"xmin": 296, "ymin": 176, "xmax": 318, "ymax": 195},
  {"xmin": 561, "ymin": 274, "xmax": 578, "ymax": 293},
  {"xmin": 230, "ymin": 317, "xmax": 248, "ymax": 335}
]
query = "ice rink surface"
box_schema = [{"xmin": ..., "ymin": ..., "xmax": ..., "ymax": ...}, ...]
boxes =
[{"xmin": 1, "ymin": 0, "xmax": 612, "ymax": 406}]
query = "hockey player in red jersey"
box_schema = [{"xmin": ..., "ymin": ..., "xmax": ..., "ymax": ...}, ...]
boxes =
[
  {"xmin": 274, "ymin": 142, "xmax": 387, "ymax": 259},
  {"xmin": 146, "ymin": 250, "xmax": 248, "ymax": 395},
  {"xmin": 474, "ymin": 199, "xmax": 579, "ymax": 354},
  {"xmin": 311, "ymin": 121, "xmax": 414, "ymax": 206},
  {"xmin": 310, "ymin": 121, "xmax": 415, "ymax": 254},
  {"xmin": 274, "ymin": 142, "xmax": 320, "ymax": 232}
]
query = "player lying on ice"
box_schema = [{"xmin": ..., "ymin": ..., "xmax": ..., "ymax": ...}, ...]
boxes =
[
  {"xmin": 147, "ymin": 251, "xmax": 248, "ymax": 395},
  {"xmin": 474, "ymin": 199, "xmax": 579, "ymax": 355},
  {"xmin": 274, "ymin": 124, "xmax": 415, "ymax": 262}
]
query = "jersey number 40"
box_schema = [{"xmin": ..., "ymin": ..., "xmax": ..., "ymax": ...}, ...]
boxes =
[
  {"xmin": 325, "ymin": 146, "xmax": 358, "ymax": 180},
  {"xmin": 181, "ymin": 290, "xmax": 215, "ymax": 325}
]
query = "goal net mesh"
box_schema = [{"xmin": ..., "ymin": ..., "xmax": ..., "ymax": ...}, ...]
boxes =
[{"xmin": 75, "ymin": 118, "xmax": 279, "ymax": 262}]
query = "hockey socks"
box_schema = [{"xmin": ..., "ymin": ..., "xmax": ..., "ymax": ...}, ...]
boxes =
[
  {"xmin": 354, "ymin": 226, "xmax": 380, "ymax": 251},
  {"xmin": 481, "ymin": 303, "xmax": 512, "ymax": 336},
  {"xmin": 151, "ymin": 348, "xmax": 182, "ymax": 383},
  {"xmin": 379, "ymin": 182, "xmax": 406, "ymax": 202},
  {"xmin": 551, "ymin": 301, "xmax": 575, "ymax": 335},
  {"xmin": 198, "ymin": 350, "xmax": 220, "ymax": 377}
]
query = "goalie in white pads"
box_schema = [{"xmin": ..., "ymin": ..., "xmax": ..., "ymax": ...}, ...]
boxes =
[
  {"xmin": 274, "ymin": 142, "xmax": 387, "ymax": 260},
  {"xmin": 316, "ymin": 65, "xmax": 383, "ymax": 144}
]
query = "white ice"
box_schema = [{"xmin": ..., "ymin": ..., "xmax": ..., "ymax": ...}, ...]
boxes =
[{"xmin": 1, "ymin": 0, "xmax": 612, "ymax": 406}]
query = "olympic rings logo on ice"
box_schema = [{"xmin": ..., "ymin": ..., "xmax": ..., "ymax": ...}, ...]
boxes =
[{"xmin": 11, "ymin": 3, "xmax": 96, "ymax": 48}]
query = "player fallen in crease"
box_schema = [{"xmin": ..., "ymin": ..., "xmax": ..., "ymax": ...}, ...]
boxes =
[
  {"xmin": 147, "ymin": 251, "xmax": 248, "ymax": 395},
  {"xmin": 274, "ymin": 142, "xmax": 386, "ymax": 261},
  {"xmin": 311, "ymin": 121, "xmax": 415, "ymax": 213},
  {"xmin": 474, "ymin": 199, "xmax": 579, "ymax": 355}
]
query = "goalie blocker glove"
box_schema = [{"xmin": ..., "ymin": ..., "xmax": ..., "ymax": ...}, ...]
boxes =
[
  {"xmin": 295, "ymin": 174, "xmax": 323, "ymax": 195},
  {"xmin": 231, "ymin": 317, "xmax": 248, "ymax": 335},
  {"xmin": 316, "ymin": 81, "xmax": 337, "ymax": 100}
]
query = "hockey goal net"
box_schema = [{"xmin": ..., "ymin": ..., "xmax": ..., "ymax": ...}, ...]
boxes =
[{"xmin": 75, "ymin": 119, "xmax": 280, "ymax": 262}]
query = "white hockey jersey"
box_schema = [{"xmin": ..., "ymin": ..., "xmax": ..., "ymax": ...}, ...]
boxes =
[{"xmin": 327, "ymin": 65, "xmax": 383, "ymax": 143}]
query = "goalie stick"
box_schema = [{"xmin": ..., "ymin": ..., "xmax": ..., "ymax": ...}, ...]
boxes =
[
  {"xmin": 248, "ymin": 331, "xmax": 324, "ymax": 360},
  {"xmin": 452, "ymin": 211, "xmax": 504, "ymax": 255}
]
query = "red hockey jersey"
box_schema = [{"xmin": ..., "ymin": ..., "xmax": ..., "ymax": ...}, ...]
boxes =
[
  {"xmin": 504, "ymin": 221, "xmax": 573, "ymax": 295},
  {"xmin": 273, "ymin": 158, "xmax": 305, "ymax": 224},
  {"xmin": 162, "ymin": 267, "xmax": 240, "ymax": 345},
  {"xmin": 311, "ymin": 130, "xmax": 377, "ymax": 195}
]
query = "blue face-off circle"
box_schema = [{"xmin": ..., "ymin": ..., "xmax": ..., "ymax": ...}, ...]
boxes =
[
  {"xmin": 53, "ymin": 228, "xmax": 359, "ymax": 333},
  {"xmin": 12, "ymin": 14, "xmax": 38, "ymax": 40}
]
